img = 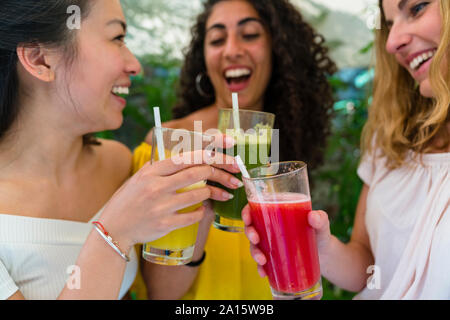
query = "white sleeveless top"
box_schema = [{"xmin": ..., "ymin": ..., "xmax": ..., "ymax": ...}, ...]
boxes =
[
  {"xmin": 0, "ymin": 210, "xmax": 138, "ymax": 300},
  {"xmin": 354, "ymin": 151, "xmax": 450, "ymax": 300}
]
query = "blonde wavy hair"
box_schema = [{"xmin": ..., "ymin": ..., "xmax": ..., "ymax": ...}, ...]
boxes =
[{"xmin": 362, "ymin": 0, "xmax": 450, "ymax": 168}]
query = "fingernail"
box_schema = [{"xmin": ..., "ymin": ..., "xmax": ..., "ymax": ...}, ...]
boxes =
[
  {"xmin": 231, "ymin": 178, "xmax": 244, "ymax": 188},
  {"xmin": 223, "ymin": 192, "xmax": 234, "ymax": 200},
  {"xmin": 204, "ymin": 135, "xmax": 214, "ymax": 142},
  {"xmin": 314, "ymin": 212, "xmax": 321, "ymax": 224},
  {"xmin": 256, "ymin": 254, "xmax": 265, "ymax": 264}
]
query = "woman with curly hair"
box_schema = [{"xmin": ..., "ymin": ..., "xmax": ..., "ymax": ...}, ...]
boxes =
[
  {"xmin": 155, "ymin": 0, "xmax": 336, "ymax": 168},
  {"xmin": 245, "ymin": 0, "xmax": 450, "ymax": 299},
  {"xmin": 138, "ymin": 0, "xmax": 336, "ymax": 299}
]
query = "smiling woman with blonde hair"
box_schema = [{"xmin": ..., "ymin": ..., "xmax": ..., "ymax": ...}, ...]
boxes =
[
  {"xmin": 362, "ymin": 0, "xmax": 450, "ymax": 166},
  {"xmin": 245, "ymin": 0, "xmax": 449, "ymax": 300}
]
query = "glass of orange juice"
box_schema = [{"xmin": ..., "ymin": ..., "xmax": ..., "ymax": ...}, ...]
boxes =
[{"xmin": 142, "ymin": 127, "xmax": 214, "ymax": 265}]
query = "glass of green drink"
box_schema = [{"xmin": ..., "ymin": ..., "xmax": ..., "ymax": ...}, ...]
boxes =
[{"xmin": 212, "ymin": 108, "xmax": 275, "ymax": 233}]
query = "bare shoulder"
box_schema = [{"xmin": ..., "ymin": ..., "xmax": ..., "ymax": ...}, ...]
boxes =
[
  {"xmin": 95, "ymin": 139, "xmax": 132, "ymax": 184},
  {"xmin": 165, "ymin": 106, "xmax": 218, "ymax": 131},
  {"xmin": 163, "ymin": 118, "xmax": 186, "ymax": 130}
]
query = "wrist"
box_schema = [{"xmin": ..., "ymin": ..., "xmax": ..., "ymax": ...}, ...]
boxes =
[
  {"xmin": 200, "ymin": 201, "xmax": 215, "ymax": 224},
  {"xmin": 185, "ymin": 251, "xmax": 206, "ymax": 267},
  {"xmin": 93, "ymin": 219, "xmax": 134, "ymax": 258},
  {"xmin": 318, "ymin": 234, "xmax": 336, "ymax": 267}
]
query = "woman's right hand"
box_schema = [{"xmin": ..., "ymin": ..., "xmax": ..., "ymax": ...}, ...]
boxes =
[
  {"xmin": 242, "ymin": 205, "xmax": 333, "ymax": 278},
  {"xmin": 99, "ymin": 149, "xmax": 241, "ymax": 253}
]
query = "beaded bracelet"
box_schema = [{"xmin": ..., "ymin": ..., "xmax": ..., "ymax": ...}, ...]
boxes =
[{"xmin": 92, "ymin": 221, "xmax": 130, "ymax": 262}]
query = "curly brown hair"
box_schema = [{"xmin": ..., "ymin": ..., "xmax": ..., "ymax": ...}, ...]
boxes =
[{"xmin": 172, "ymin": 0, "xmax": 337, "ymax": 169}]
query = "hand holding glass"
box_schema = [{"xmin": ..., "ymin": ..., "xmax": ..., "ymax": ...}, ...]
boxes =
[
  {"xmin": 242, "ymin": 161, "xmax": 322, "ymax": 300},
  {"xmin": 143, "ymin": 128, "xmax": 237, "ymax": 265},
  {"xmin": 212, "ymin": 108, "xmax": 275, "ymax": 233}
]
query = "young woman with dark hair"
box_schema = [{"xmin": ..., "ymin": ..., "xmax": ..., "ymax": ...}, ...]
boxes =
[
  {"xmin": 0, "ymin": 0, "xmax": 239, "ymax": 300},
  {"xmin": 149, "ymin": 0, "xmax": 336, "ymax": 168},
  {"xmin": 139, "ymin": 0, "xmax": 336, "ymax": 300}
]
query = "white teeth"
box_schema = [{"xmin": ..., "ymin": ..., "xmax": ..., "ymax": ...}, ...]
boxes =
[
  {"xmin": 409, "ymin": 50, "xmax": 436, "ymax": 71},
  {"xmin": 112, "ymin": 87, "xmax": 129, "ymax": 95},
  {"xmin": 225, "ymin": 68, "xmax": 251, "ymax": 78}
]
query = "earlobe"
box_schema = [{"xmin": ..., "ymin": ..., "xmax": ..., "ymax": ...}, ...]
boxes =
[{"xmin": 16, "ymin": 45, "xmax": 55, "ymax": 82}]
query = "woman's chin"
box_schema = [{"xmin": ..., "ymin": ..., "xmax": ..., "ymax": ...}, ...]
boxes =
[
  {"xmin": 101, "ymin": 115, "xmax": 124, "ymax": 132},
  {"xmin": 419, "ymin": 80, "xmax": 435, "ymax": 98}
]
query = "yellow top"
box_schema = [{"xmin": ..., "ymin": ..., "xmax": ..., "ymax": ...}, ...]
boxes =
[
  {"xmin": 182, "ymin": 225, "xmax": 272, "ymax": 300},
  {"xmin": 129, "ymin": 142, "xmax": 272, "ymax": 300}
]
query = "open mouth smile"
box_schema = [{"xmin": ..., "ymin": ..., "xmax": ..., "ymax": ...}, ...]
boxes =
[
  {"xmin": 111, "ymin": 86, "xmax": 130, "ymax": 96},
  {"xmin": 408, "ymin": 49, "xmax": 437, "ymax": 71},
  {"xmin": 224, "ymin": 67, "xmax": 252, "ymax": 92}
]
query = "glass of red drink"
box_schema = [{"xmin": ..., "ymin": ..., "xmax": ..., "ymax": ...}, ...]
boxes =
[{"xmin": 242, "ymin": 161, "xmax": 322, "ymax": 300}]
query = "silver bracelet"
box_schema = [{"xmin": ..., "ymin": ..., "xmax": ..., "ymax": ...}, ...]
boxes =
[{"xmin": 93, "ymin": 224, "xmax": 130, "ymax": 262}]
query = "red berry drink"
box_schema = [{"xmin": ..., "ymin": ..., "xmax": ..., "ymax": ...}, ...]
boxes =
[{"xmin": 248, "ymin": 193, "xmax": 321, "ymax": 297}]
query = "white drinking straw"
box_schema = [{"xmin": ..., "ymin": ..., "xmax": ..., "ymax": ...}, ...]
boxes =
[
  {"xmin": 153, "ymin": 107, "xmax": 166, "ymax": 161},
  {"xmin": 236, "ymin": 155, "xmax": 264, "ymax": 203},
  {"xmin": 235, "ymin": 155, "xmax": 250, "ymax": 179},
  {"xmin": 232, "ymin": 93, "xmax": 241, "ymax": 131}
]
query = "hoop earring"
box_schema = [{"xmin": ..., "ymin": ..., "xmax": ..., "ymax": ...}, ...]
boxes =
[{"xmin": 196, "ymin": 73, "xmax": 213, "ymax": 98}]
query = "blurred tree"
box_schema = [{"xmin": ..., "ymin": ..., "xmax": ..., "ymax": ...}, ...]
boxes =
[
  {"xmin": 121, "ymin": 0, "xmax": 201, "ymax": 58},
  {"xmin": 311, "ymin": 67, "xmax": 373, "ymax": 300}
]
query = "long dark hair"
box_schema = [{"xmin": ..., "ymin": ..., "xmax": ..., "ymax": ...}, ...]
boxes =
[
  {"xmin": 173, "ymin": 0, "xmax": 337, "ymax": 169},
  {"xmin": 0, "ymin": 0, "xmax": 99, "ymax": 145}
]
